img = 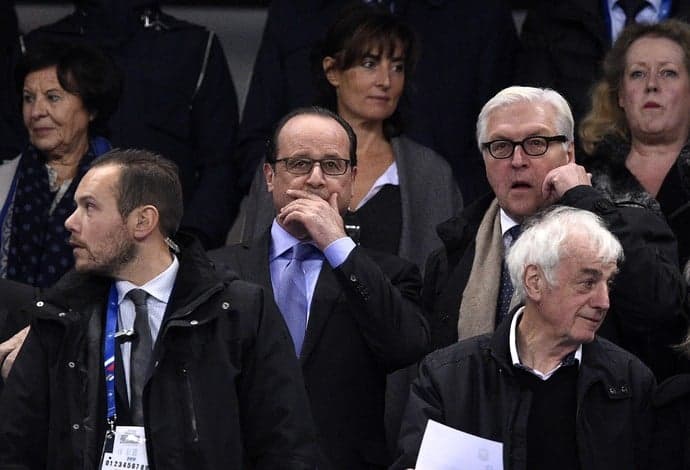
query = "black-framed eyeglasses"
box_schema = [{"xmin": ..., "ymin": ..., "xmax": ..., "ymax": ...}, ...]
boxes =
[
  {"xmin": 481, "ymin": 135, "xmax": 568, "ymax": 159},
  {"xmin": 275, "ymin": 157, "xmax": 351, "ymax": 176}
]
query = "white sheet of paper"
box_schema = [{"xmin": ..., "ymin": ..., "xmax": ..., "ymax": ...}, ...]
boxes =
[{"xmin": 415, "ymin": 419, "xmax": 503, "ymax": 470}]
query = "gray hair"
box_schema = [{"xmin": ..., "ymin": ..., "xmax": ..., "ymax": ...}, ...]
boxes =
[
  {"xmin": 506, "ymin": 206, "xmax": 624, "ymax": 301},
  {"xmin": 476, "ymin": 86, "xmax": 575, "ymax": 151}
]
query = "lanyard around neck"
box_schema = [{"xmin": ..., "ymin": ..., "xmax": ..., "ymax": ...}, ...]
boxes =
[{"xmin": 103, "ymin": 285, "xmax": 119, "ymax": 426}]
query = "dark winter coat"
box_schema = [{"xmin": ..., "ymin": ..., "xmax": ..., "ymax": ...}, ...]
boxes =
[
  {"xmin": 584, "ymin": 135, "xmax": 690, "ymax": 271},
  {"xmin": 424, "ymin": 185, "xmax": 688, "ymax": 379},
  {"xmin": 393, "ymin": 314, "xmax": 656, "ymax": 470},
  {"xmin": 0, "ymin": 235, "xmax": 317, "ymax": 469}
]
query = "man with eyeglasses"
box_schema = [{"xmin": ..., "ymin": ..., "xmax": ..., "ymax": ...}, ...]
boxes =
[
  {"xmin": 423, "ymin": 86, "xmax": 687, "ymax": 379},
  {"xmin": 210, "ymin": 106, "xmax": 429, "ymax": 469}
]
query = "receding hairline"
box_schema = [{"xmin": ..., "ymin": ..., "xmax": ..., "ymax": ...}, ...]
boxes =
[{"xmin": 276, "ymin": 113, "xmax": 351, "ymax": 152}]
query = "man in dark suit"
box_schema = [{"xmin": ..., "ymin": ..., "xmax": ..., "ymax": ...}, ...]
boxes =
[{"xmin": 210, "ymin": 106, "xmax": 430, "ymax": 469}]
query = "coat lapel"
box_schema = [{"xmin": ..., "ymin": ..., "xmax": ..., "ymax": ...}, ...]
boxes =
[
  {"xmin": 245, "ymin": 232, "xmax": 274, "ymax": 298},
  {"xmin": 300, "ymin": 264, "xmax": 343, "ymax": 364}
]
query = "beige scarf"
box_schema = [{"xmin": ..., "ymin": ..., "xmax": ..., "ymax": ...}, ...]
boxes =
[{"xmin": 457, "ymin": 199, "xmax": 519, "ymax": 340}]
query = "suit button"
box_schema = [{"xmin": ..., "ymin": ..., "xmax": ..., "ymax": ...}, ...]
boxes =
[
  {"xmin": 221, "ymin": 302, "xmax": 230, "ymax": 310},
  {"xmin": 72, "ymin": 424, "xmax": 80, "ymax": 430},
  {"xmin": 350, "ymin": 274, "xmax": 357, "ymax": 282},
  {"xmin": 67, "ymin": 362, "xmax": 76, "ymax": 368},
  {"xmin": 36, "ymin": 301, "xmax": 44, "ymax": 307}
]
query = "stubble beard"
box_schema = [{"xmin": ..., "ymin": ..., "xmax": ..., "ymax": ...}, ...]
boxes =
[{"xmin": 77, "ymin": 231, "xmax": 137, "ymax": 278}]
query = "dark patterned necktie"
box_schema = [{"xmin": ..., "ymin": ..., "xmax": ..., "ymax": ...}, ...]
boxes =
[
  {"xmin": 496, "ymin": 225, "xmax": 521, "ymax": 324},
  {"xmin": 127, "ymin": 289, "xmax": 152, "ymax": 426},
  {"xmin": 618, "ymin": 0, "xmax": 650, "ymax": 26}
]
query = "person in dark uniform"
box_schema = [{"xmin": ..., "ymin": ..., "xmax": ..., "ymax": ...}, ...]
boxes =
[{"xmin": 23, "ymin": 0, "xmax": 241, "ymax": 249}]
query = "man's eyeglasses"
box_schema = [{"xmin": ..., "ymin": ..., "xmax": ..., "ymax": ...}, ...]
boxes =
[
  {"xmin": 275, "ymin": 157, "xmax": 351, "ymax": 176},
  {"xmin": 481, "ymin": 135, "xmax": 568, "ymax": 159}
]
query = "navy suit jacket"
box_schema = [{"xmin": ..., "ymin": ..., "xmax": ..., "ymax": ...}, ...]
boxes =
[{"xmin": 209, "ymin": 230, "xmax": 429, "ymax": 469}]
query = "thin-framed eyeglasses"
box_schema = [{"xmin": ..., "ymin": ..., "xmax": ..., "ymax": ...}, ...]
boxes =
[
  {"xmin": 275, "ymin": 157, "xmax": 351, "ymax": 176},
  {"xmin": 481, "ymin": 135, "xmax": 568, "ymax": 159}
]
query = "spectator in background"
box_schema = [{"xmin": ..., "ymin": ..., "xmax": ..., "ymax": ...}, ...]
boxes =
[
  {"xmin": 237, "ymin": 0, "xmax": 518, "ymax": 204},
  {"xmin": 23, "ymin": 0, "xmax": 241, "ymax": 249},
  {"xmin": 580, "ymin": 20, "xmax": 690, "ymax": 275},
  {"xmin": 0, "ymin": 0, "xmax": 24, "ymax": 161},
  {"xmin": 0, "ymin": 41, "xmax": 120, "ymax": 288},
  {"xmin": 518, "ymin": 0, "xmax": 690, "ymax": 131},
  {"xmin": 239, "ymin": 4, "xmax": 462, "ymax": 273}
]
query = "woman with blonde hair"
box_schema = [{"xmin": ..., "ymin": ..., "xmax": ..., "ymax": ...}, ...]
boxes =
[{"xmin": 580, "ymin": 19, "xmax": 690, "ymax": 272}]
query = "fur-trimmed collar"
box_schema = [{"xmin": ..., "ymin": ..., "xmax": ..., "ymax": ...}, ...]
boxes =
[{"xmin": 584, "ymin": 135, "xmax": 690, "ymax": 215}]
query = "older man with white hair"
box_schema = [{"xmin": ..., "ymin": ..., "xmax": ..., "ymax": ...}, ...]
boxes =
[
  {"xmin": 394, "ymin": 206, "xmax": 655, "ymax": 470},
  {"xmin": 424, "ymin": 85, "xmax": 687, "ymax": 379}
]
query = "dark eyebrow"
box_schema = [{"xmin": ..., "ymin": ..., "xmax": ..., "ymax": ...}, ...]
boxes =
[
  {"xmin": 363, "ymin": 52, "xmax": 381, "ymax": 60},
  {"xmin": 74, "ymin": 194, "xmax": 96, "ymax": 205},
  {"xmin": 579, "ymin": 268, "xmax": 602, "ymax": 280}
]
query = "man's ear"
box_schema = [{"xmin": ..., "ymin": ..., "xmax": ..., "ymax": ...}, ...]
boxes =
[
  {"xmin": 263, "ymin": 163, "xmax": 275, "ymax": 193},
  {"xmin": 524, "ymin": 264, "xmax": 544, "ymax": 302},
  {"xmin": 566, "ymin": 141, "xmax": 575, "ymax": 164},
  {"xmin": 130, "ymin": 205, "xmax": 159, "ymax": 240}
]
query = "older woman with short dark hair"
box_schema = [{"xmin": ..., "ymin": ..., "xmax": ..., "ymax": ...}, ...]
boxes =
[{"xmin": 0, "ymin": 40, "xmax": 121, "ymax": 287}]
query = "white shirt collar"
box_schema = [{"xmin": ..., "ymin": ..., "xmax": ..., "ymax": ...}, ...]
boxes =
[
  {"xmin": 269, "ymin": 220, "xmax": 306, "ymax": 261},
  {"xmin": 499, "ymin": 208, "xmax": 520, "ymax": 237},
  {"xmin": 609, "ymin": 0, "xmax": 661, "ymax": 12},
  {"xmin": 352, "ymin": 161, "xmax": 399, "ymax": 210},
  {"xmin": 509, "ymin": 307, "xmax": 582, "ymax": 381},
  {"xmin": 115, "ymin": 254, "xmax": 179, "ymax": 305}
]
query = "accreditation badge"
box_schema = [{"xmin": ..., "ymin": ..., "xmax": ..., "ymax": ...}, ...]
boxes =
[{"xmin": 99, "ymin": 426, "xmax": 149, "ymax": 470}]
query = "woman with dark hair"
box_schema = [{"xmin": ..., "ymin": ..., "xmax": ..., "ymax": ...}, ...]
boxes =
[
  {"xmin": 239, "ymin": 3, "xmax": 461, "ymax": 272},
  {"xmin": 580, "ymin": 19, "xmax": 690, "ymax": 274},
  {"xmin": 0, "ymin": 40, "xmax": 121, "ymax": 287}
]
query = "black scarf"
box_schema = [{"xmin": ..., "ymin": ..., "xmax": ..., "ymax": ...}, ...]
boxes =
[{"xmin": 6, "ymin": 138, "xmax": 110, "ymax": 287}]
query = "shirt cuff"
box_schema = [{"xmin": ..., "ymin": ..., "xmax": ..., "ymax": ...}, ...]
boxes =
[{"xmin": 323, "ymin": 237, "xmax": 356, "ymax": 268}]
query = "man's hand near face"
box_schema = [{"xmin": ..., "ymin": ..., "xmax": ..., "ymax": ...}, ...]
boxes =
[
  {"xmin": 0, "ymin": 326, "xmax": 29, "ymax": 380},
  {"xmin": 541, "ymin": 162, "xmax": 593, "ymax": 206},
  {"xmin": 278, "ymin": 190, "xmax": 347, "ymax": 250}
]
